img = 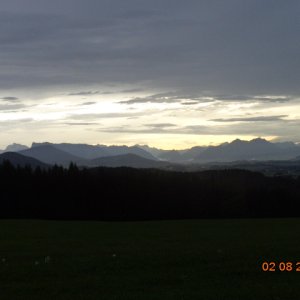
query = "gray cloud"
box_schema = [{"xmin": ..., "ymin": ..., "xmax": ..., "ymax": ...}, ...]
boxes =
[
  {"xmin": 69, "ymin": 89, "xmax": 142, "ymax": 96},
  {"xmin": 96, "ymin": 124, "xmax": 225, "ymax": 135},
  {"xmin": 97, "ymin": 118, "xmax": 300, "ymax": 139},
  {"xmin": 0, "ymin": 118, "xmax": 34, "ymax": 128},
  {"xmin": 145, "ymin": 123, "xmax": 177, "ymax": 128},
  {"xmin": 64, "ymin": 122, "xmax": 99, "ymax": 126},
  {"xmin": 118, "ymin": 95, "xmax": 177, "ymax": 105},
  {"xmin": 120, "ymin": 88, "xmax": 144, "ymax": 93},
  {"xmin": 0, "ymin": 103, "xmax": 26, "ymax": 111},
  {"xmin": 97, "ymin": 126, "xmax": 172, "ymax": 135},
  {"xmin": 180, "ymin": 125, "xmax": 213, "ymax": 135},
  {"xmin": 181, "ymin": 101, "xmax": 200, "ymax": 106},
  {"xmin": 181, "ymin": 120, "xmax": 300, "ymax": 139},
  {"xmin": 0, "ymin": 0, "xmax": 298, "ymax": 96},
  {"xmin": 1, "ymin": 96, "xmax": 19, "ymax": 101},
  {"xmin": 118, "ymin": 93, "xmax": 293, "ymax": 106},
  {"xmin": 118, "ymin": 93, "xmax": 214, "ymax": 105},
  {"xmin": 68, "ymin": 111, "xmax": 148, "ymax": 120},
  {"xmin": 69, "ymin": 91, "xmax": 99, "ymax": 96},
  {"xmin": 81, "ymin": 101, "xmax": 96, "ymax": 106},
  {"xmin": 211, "ymin": 115, "xmax": 288, "ymax": 122},
  {"xmin": 88, "ymin": 88, "xmax": 143, "ymax": 95},
  {"xmin": 213, "ymin": 95, "xmax": 293, "ymax": 103}
]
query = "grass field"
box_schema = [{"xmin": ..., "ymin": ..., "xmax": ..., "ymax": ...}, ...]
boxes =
[{"xmin": 1, "ymin": 218, "xmax": 300, "ymax": 299}]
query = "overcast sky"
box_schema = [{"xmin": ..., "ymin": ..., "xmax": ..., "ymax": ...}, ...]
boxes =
[{"xmin": 0, "ymin": 0, "xmax": 299, "ymax": 149}]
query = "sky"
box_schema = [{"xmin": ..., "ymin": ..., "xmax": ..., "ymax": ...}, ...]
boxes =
[{"xmin": 0, "ymin": 0, "xmax": 299, "ymax": 149}]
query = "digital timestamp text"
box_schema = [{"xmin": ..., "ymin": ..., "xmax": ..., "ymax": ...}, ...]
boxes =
[{"xmin": 262, "ymin": 262, "xmax": 300, "ymax": 272}]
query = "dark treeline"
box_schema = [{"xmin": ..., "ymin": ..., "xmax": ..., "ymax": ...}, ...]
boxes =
[{"xmin": 1, "ymin": 160, "xmax": 300, "ymax": 220}]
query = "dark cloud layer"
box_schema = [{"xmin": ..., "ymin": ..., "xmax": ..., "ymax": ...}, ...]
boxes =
[
  {"xmin": 1, "ymin": 96, "xmax": 19, "ymax": 101},
  {"xmin": 0, "ymin": 0, "xmax": 299, "ymax": 96}
]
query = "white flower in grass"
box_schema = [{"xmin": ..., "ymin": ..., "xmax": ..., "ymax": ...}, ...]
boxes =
[
  {"xmin": 34, "ymin": 260, "xmax": 40, "ymax": 265},
  {"xmin": 1, "ymin": 258, "xmax": 6, "ymax": 263},
  {"xmin": 112, "ymin": 254, "xmax": 116, "ymax": 258}
]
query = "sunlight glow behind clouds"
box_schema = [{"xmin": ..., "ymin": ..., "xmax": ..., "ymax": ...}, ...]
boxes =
[{"xmin": 1, "ymin": 92, "xmax": 300, "ymax": 149}]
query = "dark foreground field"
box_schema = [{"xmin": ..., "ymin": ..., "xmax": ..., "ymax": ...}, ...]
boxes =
[{"xmin": 0, "ymin": 219, "xmax": 300, "ymax": 299}]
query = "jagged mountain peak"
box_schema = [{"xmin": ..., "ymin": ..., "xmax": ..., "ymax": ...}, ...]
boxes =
[{"xmin": 250, "ymin": 137, "xmax": 270, "ymax": 144}]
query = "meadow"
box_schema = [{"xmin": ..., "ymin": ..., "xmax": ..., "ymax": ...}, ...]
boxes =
[{"xmin": 0, "ymin": 218, "xmax": 300, "ymax": 299}]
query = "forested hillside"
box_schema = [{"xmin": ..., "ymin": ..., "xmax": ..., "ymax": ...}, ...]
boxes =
[{"xmin": 1, "ymin": 160, "xmax": 300, "ymax": 220}]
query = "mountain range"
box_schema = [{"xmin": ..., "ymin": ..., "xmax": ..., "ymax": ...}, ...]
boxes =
[
  {"xmin": 194, "ymin": 138, "xmax": 300, "ymax": 162},
  {"xmin": 31, "ymin": 142, "xmax": 157, "ymax": 160},
  {"xmin": 0, "ymin": 138, "xmax": 300, "ymax": 169},
  {"xmin": 19, "ymin": 145, "xmax": 84, "ymax": 166},
  {"xmin": 0, "ymin": 152, "xmax": 48, "ymax": 168}
]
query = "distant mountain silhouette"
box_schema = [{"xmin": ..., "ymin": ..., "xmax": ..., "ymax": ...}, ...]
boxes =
[
  {"xmin": 0, "ymin": 152, "xmax": 48, "ymax": 168},
  {"xmin": 32, "ymin": 142, "xmax": 110, "ymax": 159},
  {"xmin": 140, "ymin": 145, "xmax": 207, "ymax": 162},
  {"xmin": 32, "ymin": 142, "xmax": 157, "ymax": 160},
  {"xmin": 20, "ymin": 145, "xmax": 84, "ymax": 166},
  {"xmin": 274, "ymin": 141, "xmax": 299, "ymax": 150},
  {"xmin": 139, "ymin": 145, "xmax": 166, "ymax": 157},
  {"xmin": 2, "ymin": 138, "xmax": 300, "ymax": 166},
  {"xmin": 179, "ymin": 146, "xmax": 207, "ymax": 161},
  {"xmin": 5, "ymin": 143, "xmax": 29, "ymax": 152},
  {"xmin": 87, "ymin": 153, "xmax": 169, "ymax": 168},
  {"xmin": 0, "ymin": 149, "xmax": 178, "ymax": 171},
  {"xmin": 194, "ymin": 138, "xmax": 300, "ymax": 162},
  {"xmin": 97, "ymin": 145, "xmax": 157, "ymax": 160}
]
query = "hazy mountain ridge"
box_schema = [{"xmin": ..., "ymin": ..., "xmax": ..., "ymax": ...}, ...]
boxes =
[
  {"xmin": 19, "ymin": 145, "xmax": 85, "ymax": 166},
  {"xmin": 31, "ymin": 142, "xmax": 110, "ymax": 160},
  {"xmin": 0, "ymin": 152, "xmax": 48, "ymax": 168},
  {"xmin": 141, "ymin": 139, "xmax": 300, "ymax": 163},
  {"xmin": 5, "ymin": 143, "xmax": 29, "ymax": 152},
  {"xmin": 9, "ymin": 144, "xmax": 169, "ymax": 169},
  {"xmin": 139, "ymin": 145, "xmax": 207, "ymax": 161},
  {"xmin": 195, "ymin": 138, "xmax": 300, "ymax": 162},
  {"xmin": 1, "ymin": 138, "xmax": 300, "ymax": 169},
  {"xmin": 32, "ymin": 142, "xmax": 157, "ymax": 160}
]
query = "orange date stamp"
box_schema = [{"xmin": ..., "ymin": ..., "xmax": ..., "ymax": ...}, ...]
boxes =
[{"xmin": 262, "ymin": 261, "xmax": 300, "ymax": 272}]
